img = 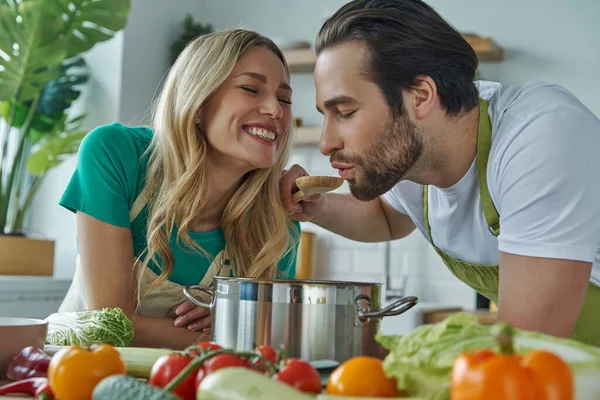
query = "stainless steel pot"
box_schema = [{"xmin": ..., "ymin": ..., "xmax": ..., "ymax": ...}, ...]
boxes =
[{"xmin": 183, "ymin": 277, "xmax": 417, "ymax": 363}]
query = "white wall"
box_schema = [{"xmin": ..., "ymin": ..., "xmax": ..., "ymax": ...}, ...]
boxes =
[
  {"xmin": 24, "ymin": 0, "xmax": 600, "ymax": 310},
  {"xmin": 119, "ymin": 0, "xmax": 207, "ymax": 125}
]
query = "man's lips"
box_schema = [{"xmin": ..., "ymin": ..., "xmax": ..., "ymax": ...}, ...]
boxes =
[{"xmin": 330, "ymin": 162, "xmax": 353, "ymax": 170}]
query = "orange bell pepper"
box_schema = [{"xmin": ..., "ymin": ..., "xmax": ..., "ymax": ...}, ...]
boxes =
[
  {"xmin": 47, "ymin": 343, "xmax": 126, "ymax": 400},
  {"xmin": 450, "ymin": 324, "xmax": 573, "ymax": 400}
]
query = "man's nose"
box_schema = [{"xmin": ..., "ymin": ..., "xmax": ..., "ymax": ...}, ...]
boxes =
[{"xmin": 320, "ymin": 123, "xmax": 343, "ymax": 156}]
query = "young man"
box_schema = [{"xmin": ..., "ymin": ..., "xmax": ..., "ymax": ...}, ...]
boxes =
[{"xmin": 282, "ymin": 0, "xmax": 600, "ymax": 345}]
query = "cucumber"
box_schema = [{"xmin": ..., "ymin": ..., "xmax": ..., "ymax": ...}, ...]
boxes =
[
  {"xmin": 197, "ymin": 367, "xmax": 316, "ymax": 400},
  {"xmin": 317, "ymin": 396, "xmax": 420, "ymax": 400},
  {"xmin": 92, "ymin": 374, "xmax": 180, "ymax": 400}
]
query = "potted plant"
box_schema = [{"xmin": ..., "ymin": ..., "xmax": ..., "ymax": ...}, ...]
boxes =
[
  {"xmin": 0, "ymin": 0, "xmax": 131, "ymax": 275},
  {"xmin": 170, "ymin": 13, "xmax": 213, "ymax": 64}
]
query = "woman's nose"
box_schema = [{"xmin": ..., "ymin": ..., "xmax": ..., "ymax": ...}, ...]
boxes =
[{"xmin": 259, "ymin": 96, "xmax": 283, "ymax": 120}]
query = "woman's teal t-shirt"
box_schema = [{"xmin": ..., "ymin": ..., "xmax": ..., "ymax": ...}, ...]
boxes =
[{"xmin": 59, "ymin": 122, "xmax": 300, "ymax": 285}]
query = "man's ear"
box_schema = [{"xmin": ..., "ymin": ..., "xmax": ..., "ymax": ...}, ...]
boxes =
[{"xmin": 405, "ymin": 75, "xmax": 437, "ymax": 121}]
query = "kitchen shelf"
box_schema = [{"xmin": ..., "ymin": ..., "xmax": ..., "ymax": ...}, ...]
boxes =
[
  {"xmin": 284, "ymin": 34, "xmax": 503, "ymax": 73},
  {"xmin": 293, "ymin": 126, "xmax": 322, "ymax": 146}
]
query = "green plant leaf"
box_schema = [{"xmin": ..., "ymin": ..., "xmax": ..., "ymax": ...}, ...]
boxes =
[
  {"xmin": 27, "ymin": 127, "xmax": 87, "ymax": 176},
  {"xmin": 37, "ymin": 56, "xmax": 88, "ymax": 117},
  {"xmin": 49, "ymin": 0, "xmax": 132, "ymax": 58},
  {"xmin": 0, "ymin": 100, "xmax": 29, "ymax": 127},
  {"xmin": 0, "ymin": 0, "xmax": 67, "ymax": 102}
]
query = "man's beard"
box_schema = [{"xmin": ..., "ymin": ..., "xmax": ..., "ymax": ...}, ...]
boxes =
[{"xmin": 331, "ymin": 112, "xmax": 423, "ymax": 201}]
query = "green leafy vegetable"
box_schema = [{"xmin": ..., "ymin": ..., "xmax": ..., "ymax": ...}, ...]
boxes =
[
  {"xmin": 45, "ymin": 307, "xmax": 135, "ymax": 347},
  {"xmin": 376, "ymin": 312, "xmax": 600, "ymax": 400}
]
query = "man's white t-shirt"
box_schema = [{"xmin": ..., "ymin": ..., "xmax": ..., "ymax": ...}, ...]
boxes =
[{"xmin": 383, "ymin": 80, "xmax": 600, "ymax": 286}]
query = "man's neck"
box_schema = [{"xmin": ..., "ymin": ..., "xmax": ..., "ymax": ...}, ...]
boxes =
[{"xmin": 414, "ymin": 105, "xmax": 480, "ymax": 189}]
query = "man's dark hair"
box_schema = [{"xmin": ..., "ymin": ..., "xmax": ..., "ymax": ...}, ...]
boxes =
[{"xmin": 316, "ymin": 0, "xmax": 479, "ymax": 116}]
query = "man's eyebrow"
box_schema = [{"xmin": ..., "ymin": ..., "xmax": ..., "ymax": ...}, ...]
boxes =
[
  {"xmin": 235, "ymin": 72, "xmax": 292, "ymax": 91},
  {"xmin": 316, "ymin": 95, "xmax": 357, "ymax": 114}
]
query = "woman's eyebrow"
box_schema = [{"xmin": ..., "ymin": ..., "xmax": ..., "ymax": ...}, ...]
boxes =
[{"xmin": 235, "ymin": 72, "xmax": 292, "ymax": 91}]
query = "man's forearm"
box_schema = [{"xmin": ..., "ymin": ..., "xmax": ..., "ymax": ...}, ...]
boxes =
[
  {"xmin": 131, "ymin": 316, "xmax": 207, "ymax": 349},
  {"xmin": 311, "ymin": 193, "xmax": 393, "ymax": 242}
]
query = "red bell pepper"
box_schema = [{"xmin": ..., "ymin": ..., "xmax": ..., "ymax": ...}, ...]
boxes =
[{"xmin": 6, "ymin": 346, "xmax": 51, "ymax": 381}]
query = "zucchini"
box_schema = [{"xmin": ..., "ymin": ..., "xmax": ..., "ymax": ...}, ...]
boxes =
[
  {"xmin": 317, "ymin": 396, "xmax": 419, "ymax": 400},
  {"xmin": 92, "ymin": 374, "xmax": 180, "ymax": 400},
  {"xmin": 197, "ymin": 367, "xmax": 316, "ymax": 400},
  {"xmin": 44, "ymin": 345, "xmax": 178, "ymax": 378}
]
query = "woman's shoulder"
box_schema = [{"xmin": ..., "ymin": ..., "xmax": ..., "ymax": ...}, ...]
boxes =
[{"xmin": 80, "ymin": 122, "xmax": 153, "ymax": 157}]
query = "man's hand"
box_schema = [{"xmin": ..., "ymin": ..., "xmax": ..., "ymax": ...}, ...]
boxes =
[
  {"xmin": 280, "ymin": 164, "xmax": 327, "ymax": 222},
  {"xmin": 170, "ymin": 299, "xmax": 212, "ymax": 335},
  {"xmin": 498, "ymin": 252, "xmax": 591, "ymax": 338}
]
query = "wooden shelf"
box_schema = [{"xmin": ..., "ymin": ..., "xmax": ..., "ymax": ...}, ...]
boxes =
[
  {"xmin": 284, "ymin": 34, "xmax": 503, "ymax": 73},
  {"xmin": 293, "ymin": 126, "xmax": 322, "ymax": 145},
  {"xmin": 463, "ymin": 34, "xmax": 504, "ymax": 62}
]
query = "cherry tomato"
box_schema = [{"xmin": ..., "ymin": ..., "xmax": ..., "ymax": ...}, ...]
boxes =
[
  {"xmin": 255, "ymin": 345, "xmax": 278, "ymax": 364},
  {"xmin": 253, "ymin": 345, "xmax": 279, "ymax": 372},
  {"xmin": 149, "ymin": 354, "xmax": 198, "ymax": 400},
  {"xmin": 47, "ymin": 344, "xmax": 126, "ymax": 400},
  {"xmin": 195, "ymin": 353, "xmax": 252, "ymax": 390},
  {"xmin": 188, "ymin": 341, "xmax": 223, "ymax": 356},
  {"xmin": 274, "ymin": 358, "xmax": 321, "ymax": 394},
  {"xmin": 326, "ymin": 356, "xmax": 401, "ymax": 397},
  {"xmin": 196, "ymin": 341, "xmax": 223, "ymax": 351}
]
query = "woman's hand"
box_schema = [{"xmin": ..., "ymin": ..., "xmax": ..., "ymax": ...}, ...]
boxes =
[{"xmin": 170, "ymin": 300, "xmax": 212, "ymax": 334}]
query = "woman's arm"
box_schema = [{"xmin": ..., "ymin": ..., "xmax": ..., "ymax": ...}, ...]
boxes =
[{"xmin": 76, "ymin": 211, "xmax": 208, "ymax": 349}]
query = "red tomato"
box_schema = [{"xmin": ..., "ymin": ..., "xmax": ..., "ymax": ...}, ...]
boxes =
[
  {"xmin": 196, "ymin": 341, "xmax": 223, "ymax": 351},
  {"xmin": 149, "ymin": 354, "xmax": 198, "ymax": 400},
  {"xmin": 274, "ymin": 358, "xmax": 322, "ymax": 394},
  {"xmin": 188, "ymin": 341, "xmax": 223, "ymax": 356},
  {"xmin": 195, "ymin": 353, "xmax": 252, "ymax": 390},
  {"xmin": 255, "ymin": 345, "xmax": 278, "ymax": 364}
]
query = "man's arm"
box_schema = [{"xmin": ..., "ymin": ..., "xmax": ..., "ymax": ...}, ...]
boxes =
[
  {"xmin": 492, "ymin": 88, "xmax": 600, "ymax": 337},
  {"xmin": 281, "ymin": 164, "xmax": 415, "ymax": 242},
  {"xmin": 498, "ymin": 253, "xmax": 591, "ymax": 337},
  {"xmin": 310, "ymin": 193, "xmax": 415, "ymax": 242}
]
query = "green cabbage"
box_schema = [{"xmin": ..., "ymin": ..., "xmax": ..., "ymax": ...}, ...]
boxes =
[
  {"xmin": 376, "ymin": 313, "xmax": 600, "ymax": 400},
  {"xmin": 45, "ymin": 307, "xmax": 134, "ymax": 347}
]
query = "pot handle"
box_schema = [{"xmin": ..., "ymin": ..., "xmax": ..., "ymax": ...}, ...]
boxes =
[
  {"xmin": 355, "ymin": 294, "xmax": 418, "ymax": 322},
  {"xmin": 183, "ymin": 284, "xmax": 215, "ymax": 310}
]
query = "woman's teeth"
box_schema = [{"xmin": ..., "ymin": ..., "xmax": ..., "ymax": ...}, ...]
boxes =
[{"xmin": 245, "ymin": 127, "xmax": 276, "ymax": 141}]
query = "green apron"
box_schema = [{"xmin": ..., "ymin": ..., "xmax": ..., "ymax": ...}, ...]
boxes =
[{"xmin": 422, "ymin": 98, "xmax": 600, "ymax": 346}]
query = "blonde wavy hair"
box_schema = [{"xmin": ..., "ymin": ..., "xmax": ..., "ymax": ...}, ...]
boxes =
[{"xmin": 138, "ymin": 29, "xmax": 298, "ymax": 296}]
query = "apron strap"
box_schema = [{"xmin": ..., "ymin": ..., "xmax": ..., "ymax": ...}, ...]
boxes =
[
  {"xmin": 422, "ymin": 185, "xmax": 433, "ymax": 240},
  {"xmin": 423, "ymin": 98, "xmax": 500, "ymax": 239},
  {"xmin": 476, "ymin": 98, "xmax": 500, "ymax": 237},
  {"xmin": 130, "ymin": 185, "xmax": 150, "ymax": 222}
]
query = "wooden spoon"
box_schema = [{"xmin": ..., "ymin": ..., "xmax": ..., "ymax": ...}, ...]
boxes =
[{"xmin": 292, "ymin": 176, "xmax": 344, "ymax": 203}]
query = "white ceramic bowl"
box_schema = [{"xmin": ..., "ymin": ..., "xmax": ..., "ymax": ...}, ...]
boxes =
[{"xmin": 0, "ymin": 317, "xmax": 48, "ymax": 377}]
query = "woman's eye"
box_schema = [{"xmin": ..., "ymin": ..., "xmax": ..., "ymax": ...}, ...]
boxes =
[
  {"xmin": 278, "ymin": 98, "xmax": 292, "ymax": 105},
  {"xmin": 241, "ymin": 86, "xmax": 258, "ymax": 94}
]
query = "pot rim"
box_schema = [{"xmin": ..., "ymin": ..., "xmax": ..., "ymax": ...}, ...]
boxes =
[{"xmin": 213, "ymin": 276, "xmax": 381, "ymax": 287}]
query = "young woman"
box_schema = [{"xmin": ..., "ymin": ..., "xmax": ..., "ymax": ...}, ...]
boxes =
[{"xmin": 54, "ymin": 29, "xmax": 300, "ymax": 349}]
